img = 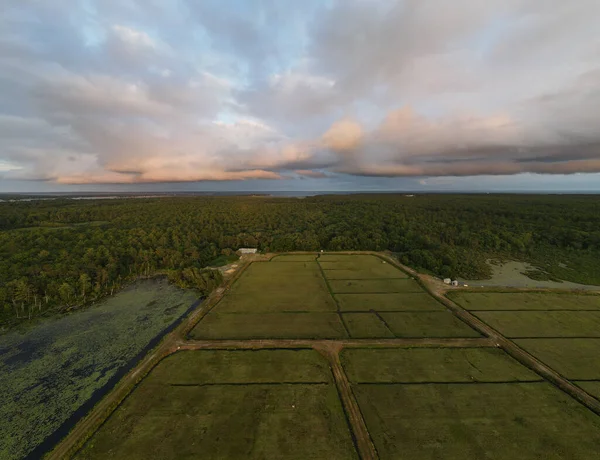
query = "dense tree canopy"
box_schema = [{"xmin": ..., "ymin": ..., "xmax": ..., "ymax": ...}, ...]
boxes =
[{"xmin": 1, "ymin": 194, "xmax": 599, "ymax": 328}]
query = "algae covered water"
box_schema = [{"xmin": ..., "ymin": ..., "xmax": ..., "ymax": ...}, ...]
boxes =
[{"xmin": 0, "ymin": 279, "xmax": 198, "ymax": 459}]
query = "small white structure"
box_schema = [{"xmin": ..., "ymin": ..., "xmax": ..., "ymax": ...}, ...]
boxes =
[
  {"xmin": 443, "ymin": 278, "xmax": 451, "ymax": 285},
  {"xmin": 238, "ymin": 248, "xmax": 257, "ymax": 254},
  {"xmin": 451, "ymin": 280, "xmax": 459, "ymax": 287}
]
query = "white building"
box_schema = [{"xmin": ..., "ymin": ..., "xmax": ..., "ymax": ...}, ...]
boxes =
[
  {"xmin": 451, "ymin": 280, "xmax": 459, "ymax": 287},
  {"xmin": 238, "ymin": 248, "xmax": 257, "ymax": 254},
  {"xmin": 443, "ymin": 278, "xmax": 451, "ymax": 285}
]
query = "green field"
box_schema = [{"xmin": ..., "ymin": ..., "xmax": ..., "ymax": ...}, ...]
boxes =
[
  {"xmin": 318, "ymin": 254, "xmax": 383, "ymax": 263},
  {"xmin": 341, "ymin": 313, "xmax": 395, "ymax": 338},
  {"xmin": 474, "ymin": 311, "xmax": 600, "ymax": 337},
  {"xmin": 320, "ymin": 256, "xmax": 408, "ymax": 279},
  {"xmin": 215, "ymin": 261, "xmax": 337, "ymax": 312},
  {"xmin": 271, "ymin": 255, "xmax": 317, "ymax": 262},
  {"xmin": 449, "ymin": 292, "xmax": 600, "ymax": 311},
  {"xmin": 577, "ymin": 382, "xmax": 600, "ymax": 401},
  {"xmin": 77, "ymin": 350, "xmax": 357, "ymax": 460},
  {"xmin": 341, "ymin": 348, "xmax": 540, "ymax": 383},
  {"xmin": 514, "ymin": 339, "xmax": 600, "ymax": 380},
  {"xmin": 379, "ymin": 312, "xmax": 481, "ymax": 338},
  {"xmin": 354, "ymin": 383, "xmax": 600, "ymax": 460},
  {"xmin": 190, "ymin": 312, "xmax": 348, "ymax": 339},
  {"xmin": 335, "ymin": 292, "xmax": 445, "ymax": 311},
  {"xmin": 328, "ymin": 278, "xmax": 423, "ymax": 293},
  {"xmin": 150, "ymin": 350, "xmax": 334, "ymax": 383}
]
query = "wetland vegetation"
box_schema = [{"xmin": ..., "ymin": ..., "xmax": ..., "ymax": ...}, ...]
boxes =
[{"xmin": 0, "ymin": 279, "xmax": 197, "ymax": 459}]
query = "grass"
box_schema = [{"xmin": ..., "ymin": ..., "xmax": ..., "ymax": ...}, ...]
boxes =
[
  {"xmin": 340, "ymin": 348, "xmax": 540, "ymax": 383},
  {"xmin": 189, "ymin": 312, "xmax": 348, "ymax": 339},
  {"xmin": 76, "ymin": 350, "xmax": 357, "ymax": 460},
  {"xmin": 354, "ymin": 382, "xmax": 600, "ymax": 460},
  {"xmin": 208, "ymin": 253, "xmax": 240, "ymax": 267},
  {"xmin": 474, "ymin": 311, "xmax": 600, "ymax": 337},
  {"xmin": 271, "ymin": 255, "xmax": 317, "ymax": 262},
  {"xmin": 576, "ymin": 381, "xmax": 600, "ymax": 400},
  {"xmin": 514, "ymin": 339, "xmax": 600, "ymax": 380},
  {"xmin": 319, "ymin": 254, "xmax": 382, "ymax": 263},
  {"xmin": 380, "ymin": 312, "xmax": 481, "ymax": 338},
  {"xmin": 0, "ymin": 279, "xmax": 198, "ymax": 460},
  {"xmin": 150, "ymin": 350, "xmax": 334, "ymax": 383},
  {"xmin": 215, "ymin": 261, "xmax": 336, "ymax": 312},
  {"xmin": 328, "ymin": 278, "xmax": 423, "ymax": 293},
  {"xmin": 341, "ymin": 313, "xmax": 395, "ymax": 338},
  {"xmin": 320, "ymin": 257, "xmax": 408, "ymax": 279},
  {"xmin": 336, "ymin": 293, "xmax": 445, "ymax": 311},
  {"xmin": 449, "ymin": 292, "xmax": 600, "ymax": 311},
  {"xmin": 322, "ymin": 268, "xmax": 407, "ymax": 279}
]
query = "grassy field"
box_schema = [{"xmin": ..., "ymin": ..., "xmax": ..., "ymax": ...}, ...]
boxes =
[
  {"xmin": 449, "ymin": 292, "xmax": 600, "ymax": 311},
  {"xmin": 341, "ymin": 348, "xmax": 540, "ymax": 383},
  {"xmin": 342, "ymin": 313, "xmax": 395, "ymax": 338},
  {"xmin": 474, "ymin": 311, "xmax": 600, "ymax": 337},
  {"xmin": 380, "ymin": 312, "xmax": 481, "ymax": 338},
  {"xmin": 336, "ymin": 292, "xmax": 445, "ymax": 311},
  {"xmin": 190, "ymin": 312, "xmax": 348, "ymax": 339},
  {"xmin": 77, "ymin": 350, "xmax": 358, "ymax": 460},
  {"xmin": 318, "ymin": 254, "xmax": 384, "ymax": 263},
  {"xmin": 320, "ymin": 256, "xmax": 409, "ymax": 279},
  {"xmin": 354, "ymin": 382, "xmax": 600, "ymax": 460},
  {"xmin": 328, "ymin": 278, "xmax": 423, "ymax": 293},
  {"xmin": 216, "ymin": 261, "xmax": 337, "ymax": 312},
  {"xmin": 577, "ymin": 382, "xmax": 600, "ymax": 400},
  {"xmin": 150, "ymin": 350, "xmax": 334, "ymax": 383},
  {"xmin": 514, "ymin": 339, "xmax": 600, "ymax": 380},
  {"xmin": 66, "ymin": 254, "xmax": 600, "ymax": 460},
  {"xmin": 271, "ymin": 255, "xmax": 317, "ymax": 262},
  {"xmin": 0, "ymin": 279, "xmax": 197, "ymax": 460}
]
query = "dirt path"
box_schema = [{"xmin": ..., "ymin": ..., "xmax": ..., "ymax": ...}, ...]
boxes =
[
  {"xmin": 178, "ymin": 337, "xmax": 494, "ymax": 350},
  {"xmin": 316, "ymin": 344, "xmax": 379, "ymax": 460}
]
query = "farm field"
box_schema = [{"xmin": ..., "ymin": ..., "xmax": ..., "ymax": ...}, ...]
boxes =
[
  {"xmin": 76, "ymin": 350, "xmax": 357, "ymax": 460},
  {"xmin": 449, "ymin": 292, "xmax": 600, "ymax": 311},
  {"xmin": 354, "ymin": 383, "xmax": 600, "ymax": 460},
  {"xmin": 514, "ymin": 339, "xmax": 600, "ymax": 380},
  {"xmin": 460, "ymin": 290, "xmax": 600, "ymax": 406},
  {"xmin": 379, "ymin": 312, "xmax": 480, "ymax": 338},
  {"xmin": 473, "ymin": 311, "xmax": 600, "ymax": 337},
  {"xmin": 341, "ymin": 312, "xmax": 395, "ymax": 338},
  {"xmin": 64, "ymin": 255, "xmax": 600, "ymax": 460},
  {"xmin": 577, "ymin": 382, "xmax": 600, "ymax": 400},
  {"xmin": 216, "ymin": 261, "xmax": 336, "ymax": 312},
  {"xmin": 341, "ymin": 348, "xmax": 541, "ymax": 383},
  {"xmin": 189, "ymin": 311, "xmax": 348, "ymax": 339},
  {"xmin": 336, "ymin": 292, "xmax": 445, "ymax": 311},
  {"xmin": 344, "ymin": 348, "xmax": 600, "ymax": 459},
  {"xmin": 189, "ymin": 254, "xmax": 476, "ymax": 340},
  {"xmin": 328, "ymin": 278, "xmax": 423, "ymax": 293}
]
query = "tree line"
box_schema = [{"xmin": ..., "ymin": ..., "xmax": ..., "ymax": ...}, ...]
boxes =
[{"xmin": 1, "ymin": 194, "xmax": 599, "ymax": 327}]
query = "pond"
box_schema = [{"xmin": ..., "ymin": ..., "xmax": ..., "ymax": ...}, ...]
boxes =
[
  {"xmin": 0, "ymin": 278, "xmax": 198, "ymax": 459},
  {"xmin": 459, "ymin": 260, "xmax": 600, "ymax": 291}
]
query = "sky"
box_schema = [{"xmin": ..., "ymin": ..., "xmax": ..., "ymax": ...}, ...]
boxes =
[{"xmin": 1, "ymin": 0, "xmax": 600, "ymax": 193}]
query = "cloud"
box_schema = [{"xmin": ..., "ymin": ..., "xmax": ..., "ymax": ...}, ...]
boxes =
[{"xmin": 1, "ymin": 0, "xmax": 599, "ymax": 188}]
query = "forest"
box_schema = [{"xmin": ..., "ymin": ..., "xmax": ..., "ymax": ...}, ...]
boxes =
[{"xmin": 1, "ymin": 194, "xmax": 599, "ymax": 328}]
